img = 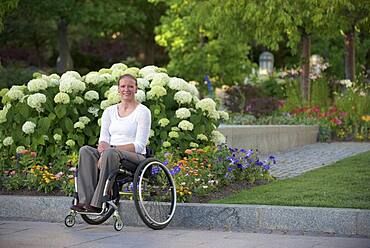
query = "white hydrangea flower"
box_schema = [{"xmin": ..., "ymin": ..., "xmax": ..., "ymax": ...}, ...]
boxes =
[
  {"xmin": 158, "ymin": 118, "xmax": 170, "ymax": 127},
  {"xmin": 100, "ymin": 100, "xmax": 111, "ymax": 110},
  {"xmin": 190, "ymin": 142, "xmax": 199, "ymax": 148},
  {"xmin": 174, "ymin": 91, "xmax": 192, "ymax": 105},
  {"xmin": 47, "ymin": 73, "xmax": 60, "ymax": 86},
  {"xmin": 149, "ymin": 73, "xmax": 170, "ymax": 87},
  {"xmin": 73, "ymin": 96, "xmax": 84, "ymax": 104},
  {"xmin": 61, "ymin": 71, "xmax": 81, "ymax": 81},
  {"xmin": 110, "ymin": 63, "xmax": 128, "ymax": 71},
  {"xmin": 171, "ymin": 127, "xmax": 180, "ymax": 131},
  {"xmin": 123, "ymin": 67, "xmax": 140, "ymax": 77},
  {"xmin": 27, "ymin": 93, "xmax": 47, "ymax": 112},
  {"xmin": 196, "ymin": 98, "xmax": 217, "ymax": 113},
  {"xmin": 135, "ymin": 90, "xmax": 146, "ymax": 103},
  {"xmin": 84, "ymin": 90, "xmax": 99, "ymax": 101},
  {"xmin": 85, "ymin": 72, "xmax": 101, "ymax": 85},
  {"xmin": 54, "ymin": 92, "xmax": 70, "ymax": 104},
  {"xmin": 6, "ymin": 87, "xmax": 24, "ymax": 101},
  {"xmin": 88, "ymin": 107, "xmax": 99, "ymax": 117},
  {"xmin": 208, "ymin": 110, "xmax": 220, "ymax": 120},
  {"xmin": 111, "ymin": 69, "xmax": 125, "ymax": 80},
  {"xmin": 98, "ymin": 68, "xmax": 112, "ymax": 74},
  {"xmin": 150, "ymin": 129, "xmax": 155, "ymax": 138},
  {"xmin": 27, "ymin": 78, "xmax": 48, "ymax": 92},
  {"xmin": 79, "ymin": 116, "xmax": 90, "ymax": 125},
  {"xmin": 178, "ymin": 120, "xmax": 194, "ymax": 131},
  {"xmin": 107, "ymin": 92, "xmax": 120, "ymax": 104},
  {"xmin": 169, "ymin": 131, "xmax": 179, "ymax": 139},
  {"xmin": 97, "ymin": 118, "xmax": 102, "ymax": 126},
  {"xmin": 137, "ymin": 78, "xmax": 150, "ymax": 89},
  {"xmin": 339, "ymin": 79, "xmax": 353, "ymax": 88},
  {"xmin": 144, "ymin": 72, "xmax": 156, "ymax": 81},
  {"xmin": 100, "ymin": 73, "xmax": 113, "ymax": 82},
  {"xmin": 0, "ymin": 104, "xmax": 11, "ymax": 123},
  {"xmin": 53, "ymin": 134, "xmax": 62, "ymax": 141},
  {"xmin": 211, "ymin": 130, "xmax": 226, "ymax": 145},
  {"xmin": 197, "ymin": 134, "xmax": 208, "ymax": 141},
  {"xmin": 139, "ymin": 65, "xmax": 158, "ymax": 78},
  {"xmin": 186, "ymin": 83, "xmax": 200, "ymax": 97},
  {"xmin": 218, "ymin": 111, "xmax": 229, "ymax": 121},
  {"xmin": 3, "ymin": 136, "xmax": 14, "ymax": 146},
  {"xmin": 175, "ymin": 108, "xmax": 191, "ymax": 119},
  {"xmin": 193, "ymin": 96, "xmax": 200, "ymax": 104},
  {"xmin": 74, "ymin": 121, "xmax": 85, "ymax": 129},
  {"xmin": 147, "ymin": 86, "xmax": 167, "ymax": 99},
  {"xmin": 16, "ymin": 146, "xmax": 26, "ymax": 153},
  {"xmin": 66, "ymin": 139, "xmax": 75, "ymax": 147},
  {"xmin": 163, "ymin": 141, "xmax": 171, "ymax": 148},
  {"xmin": 22, "ymin": 121, "xmax": 36, "ymax": 134},
  {"xmin": 168, "ymin": 77, "xmax": 188, "ymax": 91},
  {"xmin": 59, "ymin": 75, "xmax": 86, "ymax": 93}
]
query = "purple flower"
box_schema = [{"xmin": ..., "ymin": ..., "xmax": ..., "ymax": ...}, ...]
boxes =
[
  {"xmin": 151, "ymin": 166, "xmax": 160, "ymax": 175},
  {"xmin": 255, "ymin": 160, "xmax": 263, "ymax": 166},
  {"xmin": 240, "ymin": 149, "xmax": 246, "ymax": 153},
  {"xmin": 170, "ymin": 165, "xmax": 181, "ymax": 175},
  {"xmin": 263, "ymin": 165, "xmax": 270, "ymax": 170},
  {"xmin": 163, "ymin": 159, "xmax": 169, "ymax": 166},
  {"xmin": 227, "ymin": 167, "xmax": 233, "ymax": 172}
]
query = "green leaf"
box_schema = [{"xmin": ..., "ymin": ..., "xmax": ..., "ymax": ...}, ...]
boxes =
[
  {"xmin": 55, "ymin": 105, "xmax": 67, "ymax": 118},
  {"xmin": 76, "ymin": 135, "xmax": 84, "ymax": 146},
  {"xmin": 63, "ymin": 118, "xmax": 74, "ymax": 132},
  {"xmin": 38, "ymin": 117, "xmax": 51, "ymax": 132}
]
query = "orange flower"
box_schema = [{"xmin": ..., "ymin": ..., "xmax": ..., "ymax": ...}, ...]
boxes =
[{"xmin": 184, "ymin": 149, "xmax": 193, "ymax": 155}]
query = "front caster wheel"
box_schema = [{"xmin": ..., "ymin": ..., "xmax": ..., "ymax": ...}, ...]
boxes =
[
  {"xmin": 114, "ymin": 218, "xmax": 124, "ymax": 231},
  {"xmin": 64, "ymin": 215, "xmax": 75, "ymax": 227}
]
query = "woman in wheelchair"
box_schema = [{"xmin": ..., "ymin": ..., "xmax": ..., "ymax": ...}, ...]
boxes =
[{"xmin": 66, "ymin": 74, "xmax": 176, "ymax": 231}]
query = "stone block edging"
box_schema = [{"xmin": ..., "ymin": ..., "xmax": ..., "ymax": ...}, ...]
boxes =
[{"xmin": 1, "ymin": 195, "xmax": 369, "ymax": 237}]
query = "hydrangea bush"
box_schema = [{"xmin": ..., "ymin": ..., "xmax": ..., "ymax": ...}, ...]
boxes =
[{"xmin": 0, "ymin": 63, "xmax": 228, "ymax": 164}]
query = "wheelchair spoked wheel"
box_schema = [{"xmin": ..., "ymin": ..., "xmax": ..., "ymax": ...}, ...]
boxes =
[{"xmin": 133, "ymin": 158, "xmax": 176, "ymax": 230}]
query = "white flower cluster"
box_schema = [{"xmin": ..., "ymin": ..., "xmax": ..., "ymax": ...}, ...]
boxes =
[
  {"xmin": 339, "ymin": 79, "xmax": 353, "ymax": 88},
  {"xmin": 158, "ymin": 118, "xmax": 170, "ymax": 127},
  {"xmin": 163, "ymin": 141, "xmax": 171, "ymax": 148},
  {"xmin": 74, "ymin": 121, "xmax": 85, "ymax": 129},
  {"xmin": 137, "ymin": 78, "xmax": 150, "ymax": 90},
  {"xmin": 28, "ymin": 78, "xmax": 48, "ymax": 92},
  {"xmin": 175, "ymin": 108, "xmax": 191, "ymax": 119},
  {"xmin": 53, "ymin": 134, "xmax": 62, "ymax": 142},
  {"xmin": 22, "ymin": 121, "xmax": 36, "ymax": 134},
  {"xmin": 168, "ymin": 77, "xmax": 188, "ymax": 91},
  {"xmin": 196, "ymin": 98, "xmax": 220, "ymax": 120},
  {"xmin": 174, "ymin": 91, "xmax": 192, "ymax": 105},
  {"xmin": 135, "ymin": 90, "xmax": 146, "ymax": 103},
  {"xmin": 197, "ymin": 134, "xmax": 208, "ymax": 141},
  {"xmin": 59, "ymin": 71, "xmax": 86, "ymax": 93},
  {"xmin": 139, "ymin": 65, "xmax": 158, "ymax": 78},
  {"xmin": 54, "ymin": 92, "xmax": 70, "ymax": 104},
  {"xmin": 66, "ymin": 139, "xmax": 75, "ymax": 147},
  {"xmin": 85, "ymin": 72, "xmax": 101, "ymax": 85},
  {"xmin": 6, "ymin": 86, "xmax": 25, "ymax": 101},
  {"xmin": 190, "ymin": 142, "xmax": 199, "ymax": 148},
  {"xmin": 150, "ymin": 72, "xmax": 170, "ymax": 87},
  {"xmin": 211, "ymin": 130, "xmax": 226, "ymax": 145},
  {"xmin": 147, "ymin": 86, "xmax": 167, "ymax": 99},
  {"xmin": 3, "ymin": 136, "xmax": 14, "ymax": 146},
  {"xmin": 79, "ymin": 116, "xmax": 90, "ymax": 124},
  {"xmin": 27, "ymin": 93, "xmax": 47, "ymax": 112},
  {"xmin": 84, "ymin": 90, "xmax": 99, "ymax": 101},
  {"xmin": 186, "ymin": 83, "xmax": 200, "ymax": 97},
  {"xmin": 169, "ymin": 131, "xmax": 179, "ymax": 139},
  {"xmin": 0, "ymin": 104, "xmax": 11, "ymax": 123},
  {"xmin": 100, "ymin": 86, "xmax": 120, "ymax": 109},
  {"xmin": 73, "ymin": 96, "xmax": 84, "ymax": 104},
  {"xmin": 42, "ymin": 74, "xmax": 60, "ymax": 87},
  {"xmin": 88, "ymin": 107, "xmax": 99, "ymax": 117},
  {"xmin": 218, "ymin": 111, "xmax": 229, "ymax": 121},
  {"xmin": 110, "ymin": 63, "xmax": 128, "ymax": 71},
  {"xmin": 178, "ymin": 120, "xmax": 193, "ymax": 131}
]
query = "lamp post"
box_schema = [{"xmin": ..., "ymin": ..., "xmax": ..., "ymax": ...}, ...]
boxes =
[{"xmin": 259, "ymin": 51, "xmax": 274, "ymax": 76}]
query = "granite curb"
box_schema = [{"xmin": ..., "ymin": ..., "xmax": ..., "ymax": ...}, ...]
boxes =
[{"xmin": 1, "ymin": 195, "xmax": 369, "ymax": 237}]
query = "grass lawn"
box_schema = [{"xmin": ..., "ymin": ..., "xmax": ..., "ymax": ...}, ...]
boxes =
[{"xmin": 212, "ymin": 150, "xmax": 370, "ymax": 209}]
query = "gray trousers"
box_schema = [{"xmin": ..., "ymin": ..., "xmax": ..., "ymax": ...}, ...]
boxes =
[{"xmin": 77, "ymin": 145, "xmax": 145, "ymax": 208}]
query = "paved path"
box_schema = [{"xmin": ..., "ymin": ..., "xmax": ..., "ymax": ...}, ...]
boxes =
[
  {"xmin": 1, "ymin": 220, "xmax": 369, "ymax": 248},
  {"xmin": 269, "ymin": 142, "xmax": 370, "ymax": 179}
]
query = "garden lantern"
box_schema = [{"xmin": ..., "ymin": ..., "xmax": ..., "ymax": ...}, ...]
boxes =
[{"xmin": 259, "ymin": 51, "xmax": 274, "ymax": 75}]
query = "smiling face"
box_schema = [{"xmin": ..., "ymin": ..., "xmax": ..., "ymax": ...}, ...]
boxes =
[{"xmin": 118, "ymin": 76, "xmax": 137, "ymax": 102}]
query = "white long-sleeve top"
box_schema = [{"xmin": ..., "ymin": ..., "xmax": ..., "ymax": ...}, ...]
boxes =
[{"xmin": 98, "ymin": 104, "xmax": 151, "ymax": 155}]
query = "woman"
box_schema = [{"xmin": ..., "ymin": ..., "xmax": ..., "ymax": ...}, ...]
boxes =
[{"xmin": 71, "ymin": 74, "xmax": 151, "ymax": 213}]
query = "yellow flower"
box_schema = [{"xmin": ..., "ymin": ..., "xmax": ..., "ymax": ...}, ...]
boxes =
[{"xmin": 361, "ymin": 115, "xmax": 370, "ymax": 122}]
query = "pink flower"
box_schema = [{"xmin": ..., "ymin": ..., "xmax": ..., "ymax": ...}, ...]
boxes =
[
  {"xmin": 331, "ymin": 117, "xmax": 342, "ymax": 125},
  {"xmin": 55, "ymin": 172, "xmax": 64, "ymax": 179}
]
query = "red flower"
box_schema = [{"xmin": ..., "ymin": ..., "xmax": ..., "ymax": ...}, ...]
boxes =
[{"xmin": 330, "ymin": 117, "xmax": 342, "ymax": 125}]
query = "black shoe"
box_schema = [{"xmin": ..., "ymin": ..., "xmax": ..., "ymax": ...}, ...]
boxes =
[
  {"xmin": 84, "ymin": 205, "xmax": 102, "ymax": 213},
  {"xmin": 70, "ymin": 203, "xmax": 86, "ymax": 212}
]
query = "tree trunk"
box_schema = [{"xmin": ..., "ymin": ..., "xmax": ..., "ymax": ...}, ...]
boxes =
[
  {"xmin": 300, "ymin": 32, "xmax": 311, "ymax": 104},
  {"xmin": 344, "ymin": 26, "xmax": 355, "ymax": 82},
  {"xmin": 56, "ymin": 19, "xmax": 73, "ymax": 74}
]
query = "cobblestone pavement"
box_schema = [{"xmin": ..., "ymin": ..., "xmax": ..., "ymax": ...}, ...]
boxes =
[
  {"xmin": 1, "ymin": 220, "xmax": 369, "ymax": 248},
  {"xmin": 268, "ymin": 142, "xmax": 370, "ymax": 179}
]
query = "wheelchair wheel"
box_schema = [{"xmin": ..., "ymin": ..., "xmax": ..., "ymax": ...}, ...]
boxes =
[{"xmin": 133, "ymin": 158, "xmax": 176, "ymax": 230}]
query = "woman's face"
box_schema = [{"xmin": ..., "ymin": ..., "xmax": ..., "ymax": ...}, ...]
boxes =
[{"xmin": 118, "ymin": 77, "xmax": 137, "ymax": 101}]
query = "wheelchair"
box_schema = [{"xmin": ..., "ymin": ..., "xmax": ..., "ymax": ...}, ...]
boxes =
[{"xmin": 64, "ymin": 148, "xmax": 176, "ymax": 231}]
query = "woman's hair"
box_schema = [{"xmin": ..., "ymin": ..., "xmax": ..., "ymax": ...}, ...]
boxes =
[{"xmin": 118, "ymin": 74, "xmax": 137, "ymax": 85}]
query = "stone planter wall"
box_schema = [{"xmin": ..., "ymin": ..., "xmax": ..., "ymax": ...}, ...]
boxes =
[{"xmin": 218, "ymin": 125, "xmax": 319, "ymax": 154}]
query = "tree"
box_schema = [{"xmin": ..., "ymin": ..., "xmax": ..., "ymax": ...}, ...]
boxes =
[{"xmin": 0, "ymin": 0, "xmax": 19, "ymax": 32}]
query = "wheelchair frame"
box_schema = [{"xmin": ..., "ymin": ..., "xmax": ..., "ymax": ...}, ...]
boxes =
[{"xmin": 64, "ymin": 155, "xmax": 177, "ymax": 231}]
